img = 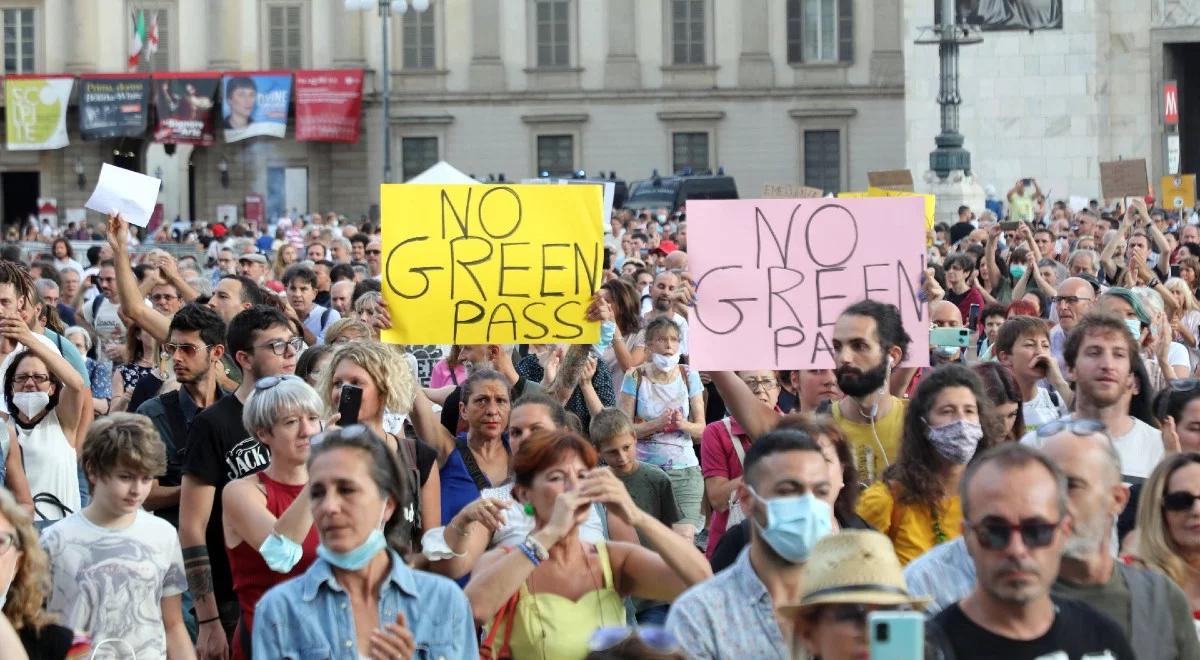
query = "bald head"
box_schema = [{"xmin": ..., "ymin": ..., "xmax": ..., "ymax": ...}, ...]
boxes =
[
  {"xmin": 1039, "ymin": 428, "xmax": 1121, "ymax": 487},
  {"xmin": 931, "ymin": 300, "xmax": 962, "ymax": 328},
  {"xmin": 330, "ymin": 279, "xmax": 355, "ymax": 315},
  {"xmin": 664, "ymin": 251, "xmax": 688, "ymax": 271}
]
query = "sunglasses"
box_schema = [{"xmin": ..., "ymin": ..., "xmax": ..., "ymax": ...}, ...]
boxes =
[
  {"xmin": 1051, "ymin": 295, "xmax": 1093, "ymax": 305},
  {"xmin": 587, "ymin": 626, "xmax": 679, "ymax": 653},
  {"xmin": 1163, "ymin": 491, "xmax": 1200, "ymax": 513},
  {"xmin": 161, "ymin": 342, "xmax": 211, "ymax": 359},
  {"xmin": 1035, "ymin": 418, "xmax": 1105, "ymax": 438},
  {"xmin": 964, "ymin": 518, "xmax": 1061, "ymax": 551}
]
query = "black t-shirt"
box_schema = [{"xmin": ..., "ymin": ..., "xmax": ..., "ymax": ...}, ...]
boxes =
[
  {"xmin": 182, "ymin": 395, "xmax": 269, "ymax": 605},
  {"xmin": 932, "ymin": 598, "xmax": 1135, "ymax": 660}
]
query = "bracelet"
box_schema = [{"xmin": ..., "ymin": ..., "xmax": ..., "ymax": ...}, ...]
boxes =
[
  {"xmin": 516, "ymin": 540, "xmax": 541, "ymax": 566},
  {"xmin": 523, "ymin": 534, "xmax": 550, "ymax": 561},
  {"xmin": 197, "ymin": 616, "xmax": 220, "ymax": 625},
  {"xmin": 1148, "ymin": 278, "xmax": 1161, "ymax": 288}
]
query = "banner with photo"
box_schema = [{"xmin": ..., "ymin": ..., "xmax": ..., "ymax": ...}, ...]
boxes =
[
  {"xmin": 294, "ymin": 69, "xmax": 364, "ymax": 143},
  {"xmin": 937, "ymin": 0, "xmax": 1062, "ymax": 31},
  {"xmin": 222, "ymin": 72, "xmax": 292, "ymax": 143},
  {"xmin": 79, "ymin": 75, "xmax": 150, "ymax": 140},
  {"xmin": 4, "ymin": 76, "xmax": 73, "ymax": 151},
  {"xmin": 151, "ymin": 73, "xmax": 220, "ymax": 146}
]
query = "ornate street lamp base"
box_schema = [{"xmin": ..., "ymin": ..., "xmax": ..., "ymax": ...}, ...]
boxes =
[{"xmin": 931, "ymin": 131, "xmax": 972, "ymax": 180}]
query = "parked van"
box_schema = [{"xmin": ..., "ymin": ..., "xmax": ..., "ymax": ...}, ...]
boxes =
[{"xmin": 624, "ymin": 173, "xmax": 739, "ymax": 213}]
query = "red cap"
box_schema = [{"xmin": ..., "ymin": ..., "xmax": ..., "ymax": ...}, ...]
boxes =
[
  {"xmin": 211, "ymin": 223, "xmax": 228, "ymax": 238},
  {"xmin": 653, "ymin": 240, "xmax": 678, "ymax": 255}
]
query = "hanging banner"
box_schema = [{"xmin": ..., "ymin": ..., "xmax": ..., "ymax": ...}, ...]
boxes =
[
  {"xmin": 79, "ymin": 75, "xmax": 150, "ymax": 140},
  {"xmin": 4, "ymin": 75, "xmax": 73, "ymax": 151},
  {"xmin": 294, "ymin": 69, "xmax": 364, "ymax": 143},
  {"xmin": 222, "ymin": 72, "xmax": 292, "ymax": 143},
  {"xmin": 152, "ymin": 72, "xmax": 220, "ymax": 145}
]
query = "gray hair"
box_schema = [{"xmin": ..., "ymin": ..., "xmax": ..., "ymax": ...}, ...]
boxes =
[
  {"xmin": 960, "ymin": 443, "xmax": 1069, "ymax": 520},
  {"xmin": 1040, "ymin": 421, "xmax": 1122, "ymax": 486},
  {"xmin": 1037, "ymin": 259, "xmax": 1068, "ymax": 285},
  {"xmin": 242, "ymin": 376, "xmax": 324, "ymax": 435},
  {"xmin": 1068, "ymin": 249, "xmax": 1099, "ymax": 271},
  {"xmin": 64, "ymin": 325, "xmax": 92, "ymax": 352},
  {"xmin": 331, "ymin": 236, "xmax": 351, "ymax": 251}
]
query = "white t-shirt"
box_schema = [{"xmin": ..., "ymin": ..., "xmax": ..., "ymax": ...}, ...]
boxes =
[
  {"xmin": 83, "ymin": 295, "xmax": 126, "ymax": 348},
  {"xmin": 1021, "ymin": 386, "xmax": 1067, "ymax": 434},
  {"xmin": 1168, "ymin": 341, "xmax": 1191, "ymax": 372},
  {"xmin": 1021, "ymin": 415, "xmax": 1163, "ymax": 481},
  {"xmin": 41, "ymin": 509, "xmax": 187, "ymax": 660}
]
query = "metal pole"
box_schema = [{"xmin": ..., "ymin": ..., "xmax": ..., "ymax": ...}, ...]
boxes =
[{"xmin": 381, "ymin": 1, "xmax": 392, "ymax": 184}]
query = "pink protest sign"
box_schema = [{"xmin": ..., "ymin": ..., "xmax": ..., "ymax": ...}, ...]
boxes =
[{"xmin": 688, "ymin": 197, "xmax": 930, "ymax": 371}]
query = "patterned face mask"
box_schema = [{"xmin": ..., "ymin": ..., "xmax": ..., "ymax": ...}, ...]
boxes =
[{"xmin": 925, "ymin": 418, "xmax": 984, "ymax": 464}]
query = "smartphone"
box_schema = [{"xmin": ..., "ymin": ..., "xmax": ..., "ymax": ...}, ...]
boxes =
[
  {"xmin": 930, "ymin": 327, "xmax": 971, "ymax": 348},
  {"xmin": 1023, "ymin": 177, "xmax": 1033, "ymax": 187},
  {"xmin": 869, "ymin": 611, "xmax": 924, "ymax": 660},
  {"xmin": 999, "ymin": 220, "xmax": 1022, "ymax": 231},
  {"xmin": 337, "ymin": 384, "xmax": 363, "ymax": 427},
  {"xmin": 966, "ymin": 303, "xmax": 981, "ymax": 330}
]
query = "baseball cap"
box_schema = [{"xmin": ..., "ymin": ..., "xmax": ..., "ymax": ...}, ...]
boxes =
[{"xmin": 238, "ymin": 252, "xmax": 268, "ymax": 265}]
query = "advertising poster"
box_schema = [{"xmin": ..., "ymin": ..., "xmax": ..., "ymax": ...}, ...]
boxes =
[
  {"xmin": 152, "ymin": 73, "xmax": 220, "ymax": 145},
  {"xmin": 294, "ymin": 69, "xmax": 364, "ymax": 143},
  {"xmin": 222, "ymin": 72, "xmax": 292, "ymax": 143},
  {"xmin": 79, "ymin": 75, "xmax": 150, "ymax": 140},
  {"xmin": 5, "ymin": 75, "xmax": 74, "ymax": 151}
]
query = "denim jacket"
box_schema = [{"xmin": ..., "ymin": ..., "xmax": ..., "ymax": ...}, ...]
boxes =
[{"xmin": 253, "ymin": 550, "xmax": 478, "ymax": 659}]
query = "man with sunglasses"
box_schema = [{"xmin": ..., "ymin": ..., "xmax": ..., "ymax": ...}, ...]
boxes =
[
  {"xmin": 178, "ymin": 305, "xmax": 300, "ymax": 660},
  {"xmin": 933, "ymin": 443, "xmax": 1134, "ymax": 659},
  {"xmin": 1040, "ymin": 421, "xmax": 1200, "ymax": 660}
]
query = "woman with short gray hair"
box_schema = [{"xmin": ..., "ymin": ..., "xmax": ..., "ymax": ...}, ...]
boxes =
[{"xmin": 221, "ymin": 375, "xmax": 322, "ymax": 658}]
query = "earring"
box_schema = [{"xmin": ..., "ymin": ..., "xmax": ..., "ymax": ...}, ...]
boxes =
[{"xmin": 523, "ymin": 502, "xmax": 535, "ymax": 516}]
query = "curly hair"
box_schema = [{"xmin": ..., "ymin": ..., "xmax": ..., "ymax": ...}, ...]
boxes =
[
  {"xmin": 0, "ymin": 489, "xmax": 56, "ymax": 633},
  {"xmin": 318, "ymin": 341, "xmax": 416, "ymax": 418},
  {"xmin": 883, "ymin": 364, "xmax": 1004, "ymax": 509},
  {"xmin": 0, "ymin": 260, "xmax": 35, "ymax": 307},
  {"xmin": 601, "ymin": 278, "xmax": 642, "ymax": 339}
]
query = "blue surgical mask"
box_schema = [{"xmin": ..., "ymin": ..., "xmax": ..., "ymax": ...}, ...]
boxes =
[
  {"xmin": 935, "ymin": 345, "xmax": 960, "ymax": 359},
  {"xmin": 1009, "ymin": 265, "xmax": 1027, "ymax": 280},
  {"xmin": 651, "ymin": 352, "xmax": 680, "ymax": 372},
  {"xmin": 1125, "ymin": 318, "xmax": 1142, "ymax": 340},
  {"xmin": 317, "ymin": 505, "xmax": 388, "ymax": 571},
  {"xmin": 259, "ymin": 532, "xmax": 304, "ymax": 574},
  {"xmin": 748, "ymin": 488, "xmax": 832, "ymax": 564}
]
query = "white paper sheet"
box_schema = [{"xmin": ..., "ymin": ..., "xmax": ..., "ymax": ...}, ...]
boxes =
[{"xmin": 84, "ymin": 163, "xmax": 162, "ymax": 228}]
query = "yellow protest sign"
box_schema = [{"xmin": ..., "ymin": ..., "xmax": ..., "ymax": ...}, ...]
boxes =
[
  {"xmin": 380, "ymin": 184, "xmax": 603, "ymax": 345},
  {"xmin": 1161, "ymin": 175, "xmax": 1196, "ymax": 210},
  {"xmin": 839, "ymin": 187, "xmax": 936, "ymax": 234}
]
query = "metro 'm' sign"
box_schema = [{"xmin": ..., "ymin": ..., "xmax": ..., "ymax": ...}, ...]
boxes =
[{"xmin": 1166, "ymin": 80, "xmax": 1179, "ymax": 126}]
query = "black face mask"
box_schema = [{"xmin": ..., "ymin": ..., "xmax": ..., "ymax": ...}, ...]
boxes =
[{"xmin": 835, "ymin": 357, "xmax": 888, "ymax": 398}]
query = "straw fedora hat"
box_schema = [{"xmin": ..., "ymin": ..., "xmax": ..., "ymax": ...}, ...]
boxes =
[{"xmin": 779, "ymin": 530, "xmax": 929, "ymax": 615}]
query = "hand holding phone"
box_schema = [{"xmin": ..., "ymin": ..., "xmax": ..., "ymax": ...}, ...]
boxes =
[
  {"xmin": 337, "ymin": 384, "xmax": 363, "ymax": 427},
  {"xmin": 869, "ymin": 611, "xmax": 924, "ymax": 660}
]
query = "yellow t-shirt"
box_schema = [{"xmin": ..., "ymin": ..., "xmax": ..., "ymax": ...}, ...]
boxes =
[
  {"xmin": 856, "ymin": 481, "xmax": 963, "ymax": 565},
  {"xmin": 831, "ymin": 396, "xmax": 908, "ymax": 483}
]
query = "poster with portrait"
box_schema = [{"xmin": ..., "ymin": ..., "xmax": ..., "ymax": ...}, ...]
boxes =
[
  {"xmin": 151, "ymin": 72, "xmax": 220, "ymax": 146},
  {"xmin": 221, "ymin": 72, "xmax": 292, "ymax": 143}
]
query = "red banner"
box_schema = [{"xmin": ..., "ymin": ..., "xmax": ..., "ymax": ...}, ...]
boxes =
[
  {"xmin": 1165, "ymin": 80, "xmax": 1180, "ymax": 126},
  {"xmin": 294, "ymin": 69, "xmax": 364, "ymax": 143}
]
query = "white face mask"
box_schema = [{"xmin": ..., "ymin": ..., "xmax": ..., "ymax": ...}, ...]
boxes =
[
  {"xmin": 651, "ymin": 352, "xmax": 680, "ymax": 371},
  {"xmin": 12, "ymin": 391, "xmax": 50, "ymax": 419}
]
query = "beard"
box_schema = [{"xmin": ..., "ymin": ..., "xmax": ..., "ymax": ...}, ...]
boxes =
[
  {"xmin": 836, "ymin": 358, "xmax": 888, "ymax": 398},
  {"xmin": 653, "ymin": 296, "xmax": 672, "ymax": 313},
  {"xmin": 1063, "ymin": 512, "xmax": 1110, "ymax": 559}
]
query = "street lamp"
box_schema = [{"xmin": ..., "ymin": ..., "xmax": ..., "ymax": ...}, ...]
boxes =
[{"xmin": 345, "ymin": 0, "xmax": 432, "ymax": 184}]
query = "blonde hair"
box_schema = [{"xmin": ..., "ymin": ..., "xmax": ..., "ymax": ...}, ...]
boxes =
[
  {"xmin": 1132, "ymin": 452, "xmax": 1200, "ymax": 586},
  {"xmin": 324, "ymin": 318, "xmax": 372, "ymax": 345},
  {"xmin": 0, "ymin": 488, "xmax": 56, "ymax": 632},
  {"xmin": 272, "ymin": 243, "xmax": 297, "ymax": 279},
  {"xmin": 1165, "ymin": 277, "xmax": 1200, "ymax": 314},
  {"xmin": 318, "ymin": 342, "xmax": 416, "ymax": 418}
]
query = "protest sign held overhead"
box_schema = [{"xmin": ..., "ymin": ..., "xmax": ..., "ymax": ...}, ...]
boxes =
[
  {"xmin": 379, "ymin": 184, "xmax": 603, "ymax": 345},
  {"xmin": 5, "ymin": 75, "xmax": 73, "ymax": 150},
  {"xmin": 85, "ymin": 164, "xmax": 162, "ymax": 228},
  {"xmin": 840, "ymin": 187, "xmax": 937, "ymax": 235},
  {"xmin": 762, "ymin": 183, "xmax": 824, "ymax": 199},
  {"xmin": 152, "ymin": 73, "xmax": 220, "ymax": 145},
  {"xmin": 688, "ymin": 197, "xmax": 929, "ymax": 371},
  {"xmin": 222, "ymin": 72, "xmax": 293, "ymax": 143},
  {"xmin": 1100, "ymin": 159, "xmax": 1149, "ymax": 200}
]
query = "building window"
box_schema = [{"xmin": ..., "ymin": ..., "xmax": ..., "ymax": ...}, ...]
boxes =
[
  {"xmin": 537, "ymin": 135, "xmax": 574, "ymax": 175},
  {"xmin": 1, "ymin": 8, "xmax": 35, "ymax": 75},
  {"xmin": 130, "ymin": 4, "xmax": 171, "ymax": 72},
  {"xmin": 787, "ymin": 0, "xmax": 852, "ymax": 63},
  {"xmin": 534, "ymin": 0, "xmax": 570, "ymax": 68},
  {"xmin": 267, "ymin": 2, "xmax": 304, "ymax": 70},
  {"xmin": 672, "ymin": 132, "xmax": 710, "ymax": 173},
  {"xmin": 670, "ymin": 0, "xmax": 705, "ymax": 65},
  {"xmin": 401, "ymin": 137, "xmax": 438, "ymax": 182},
  {"xmin": 804, "ymin": 130, "xmax": 841, "ymax": 193},
  {"xmin": 402, "ymin": 9, "xmax": 435, "ymax": 69}
]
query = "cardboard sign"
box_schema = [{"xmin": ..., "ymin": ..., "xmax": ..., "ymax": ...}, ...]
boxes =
[
  {"xmin": 762, "ymin": 183, "xmax": 825, "ymax": 199},
  {"xmin": 867, "ymin": 169, "xmax": 914, "ymax": 192},
  {"xmin": 1161, "ymin": 175, "xmax": 1196, "ymax": 210},
  {"xmin": 838, "ymin": 188, "xmax": 936, "ymax": 236},
  {"xmin": 379, "ymin": 184, "xmax": 603, "ymax": 345},
  {"xmin": 1100, "ymin": 159, "xmax": 1149, "ymax": 200},
  {"xmin": 688, "ymin": 197, "xmax": 929, "ymax": 371}
]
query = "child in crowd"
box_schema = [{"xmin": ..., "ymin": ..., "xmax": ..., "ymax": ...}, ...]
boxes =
[{"xmin": 41, "ymin": 413, "xmax": 192, "ymax": 659}]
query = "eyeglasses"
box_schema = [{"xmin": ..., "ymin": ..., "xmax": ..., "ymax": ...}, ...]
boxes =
[
  {"xmin": 13, "ymin": 373, "xmax": 50, "ymax": 386},
  {"xmin": 824, "ymin": 603, "xmax": 909, "ymax": 625},
  {"xmin": 0, "ymin": 532, "xmax": 19, "ymax": 555},
  {"xmin": 1035, "ymin": 418, "xmax": 1105, "ymax": 438},
  {"xmin": 587, "ymin": 626, "xmax": 679, "ymax": 653},
  {"xmin": 365, "ymin": 249, "xmax": 382, "ymax": 256},
  {"xmin": 255, "ymin": 337, "xmax": 304, "ymax": 356},
  {"xmin": 151, "ymin": 293, "xmax": 179, "ymax": 302},
  {"xmin": 1163, "ymin": 491, "xmax": 1200, "ymax": 513},
  {"xmin": 255, "ymin": 375, "xmax": 303, "ymax": 391},
  {"xmin": 742, "ymin": 378, "xmax": 778, "ymax": 392},
  {"xmin": 964, "ymin": 518, "xmax": 1062, "ymax": 551},
  {"xmin": 1052, "ymin": 295, "xmax": 1093, "ymax": 305},
  {"xmin": 161, "ymin": 343, "xmax": 211, "ymax": 359}
]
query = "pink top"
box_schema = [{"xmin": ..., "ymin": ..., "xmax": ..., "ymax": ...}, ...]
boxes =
[
  {"xmin": 700, "ymin": 416, "xmax": 753, "ymax": 558},
  {"xmin": 430, "ymin": 359, "xmax": 467, "ymax": 388}
]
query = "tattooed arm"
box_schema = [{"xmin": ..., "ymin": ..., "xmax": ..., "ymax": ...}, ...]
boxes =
[{"xmin": 179, "ymin": 475, "xmax": 228, "ymax": 660}]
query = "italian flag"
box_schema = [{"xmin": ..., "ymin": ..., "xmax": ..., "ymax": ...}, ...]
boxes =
[{"xmin": 128, "ymin": 9, "xmax": 145, "ymax": 70}]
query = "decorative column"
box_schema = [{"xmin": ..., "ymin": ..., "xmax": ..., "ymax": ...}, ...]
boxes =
[
  {"xmin": 207, "ymin": 0, "xmax": 242, "ymax": 70},
  {"xmin": 603, "ymin": 0, "xmax": 641, "ymax": 88},
  {"xmin": 64, "ymin": 0, "xmax": 98, "ymax": 73},
  {"xmin": 737, "ymin": 0, "xmax": 773, "ymax": 87},
  {"xmin": 468, "ymin": 0, "xmax": 506, "ymax": 91},
  {"xmin": 333, "ymin": 4, "xmax": 367, "ymax": 67}
]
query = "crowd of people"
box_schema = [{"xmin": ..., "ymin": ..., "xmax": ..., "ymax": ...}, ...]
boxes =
[{"xmin": 2, "ymin": 184, "xmax": 1200, "ymax": 659}]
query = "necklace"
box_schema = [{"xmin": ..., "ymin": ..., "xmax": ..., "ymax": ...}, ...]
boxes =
[{"xmin": 931, "ymin": 513, "xmax": 948, "ymax": 544}]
